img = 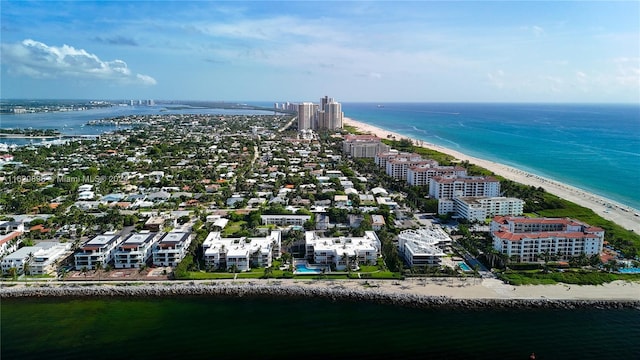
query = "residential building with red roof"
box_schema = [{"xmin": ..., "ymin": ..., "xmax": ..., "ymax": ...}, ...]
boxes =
[{"xmin": 490, "ymin": 216, "xmax": 605, "ymax": 262}]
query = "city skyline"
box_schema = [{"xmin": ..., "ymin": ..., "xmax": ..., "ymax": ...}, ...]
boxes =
[{"xmin": 1, "ymin": 1, "xmax": 638, "ymax": 103}]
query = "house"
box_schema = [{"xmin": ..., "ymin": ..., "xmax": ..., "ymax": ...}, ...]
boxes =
[
  {"xmin": 371, "ymin": 215, "xmax": 386, "ymax": 231},
  {"xmin": 203, "ymin": 231, "xmax": 281, "ymax": 271},
  {"xmin": 152, "ymin": 232, "xmax": 192, "ymax": 267},
  {"xmin": 147, "ymin": 191, "xmax": 171, "ymax": 202},
  {"xmin": 144, "ymin": 216, "xmax": 166, "ymax": 232},
  {"xmin": 113, "ymin": 232, "xmax": 161, "ymax": 269},
  {"xmin": 0, "ymin": 221, "xmax": 24, "ymax": 234},
  {"xmin": 74, "ymin": 233, "xmax": 122, "ymax": 270}
]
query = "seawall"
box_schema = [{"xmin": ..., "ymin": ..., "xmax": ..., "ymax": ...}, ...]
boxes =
[{"xmin": 2, "ymin": 283, "xmax": 638, "ymax": 310}]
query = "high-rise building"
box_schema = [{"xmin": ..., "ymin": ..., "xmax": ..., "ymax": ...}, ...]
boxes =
[
  {"xmin": 324, "ymin": 101, "xmax": 343, "ymax": 130},
  {"xmin": 297, "ymin": 102, "xmax": 314, "ymax": 130}
]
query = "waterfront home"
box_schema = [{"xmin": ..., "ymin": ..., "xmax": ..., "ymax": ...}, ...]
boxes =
[
  {"xmin": 397, "ymin": 228, "xmax": 450, "ymax": 267},
  {"xmin": 152, "ymin": 232, "xmax": 192, "ymax": 267},
  {"xmin": 304, "ymin": 231, "xmax": 381, "ymax": 270},
  {"xmin": 114, "ymin": 232, "xmax": 161, "ymax": 269},
  {"xmin": 74, "ymin": 233, "xmax": 122, "ymax": 270},
  {"xmin": 202, "ymin": 231, "xmax": 281, "ymax": 271},
  {"xmin": 491, "ymin": 216, "xmax": 605, "ymax": 262}
]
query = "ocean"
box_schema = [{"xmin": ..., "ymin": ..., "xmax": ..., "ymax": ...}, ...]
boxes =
[
  {"xmin": 2, "ymin": 297, "xmax": 639, "ymax": 360},
  {"xmin": 341, "ymin": 103, "xmax": 640, "ymax": 211},
  {"xmin": 1, "ymin": 102, "xmax": 638, "ymax": 208}
]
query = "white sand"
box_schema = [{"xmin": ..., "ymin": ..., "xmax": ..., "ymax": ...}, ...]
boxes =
[{"xmin": 344, "ymin": 117, "xmax": 640, "ymax": 233}]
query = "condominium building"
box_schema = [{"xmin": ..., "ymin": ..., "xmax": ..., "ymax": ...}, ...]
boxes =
[
  {"xmin": 114, "ymin": 232, "xmax": 161, "ymax": 269},
  {"xmin": 447, "ymin": 196, "xmax": 525, "ymax": 222},
  {"xmin": 323, "ymin": 101, "xmax": 343, "ymax": 130},
  {"xmin": 202, "ymin": 231, "xmax": 281, "ymax": 271},
  {"xmin": 397, "ymin": 228, "xmax": 450, "ymax": 267},
  {"xmin": 74, "ymin": 233, "xmax": 122, "ymax": 270},
  {"xmin": 429, "ymin": 175, "xmax": 500, "ymax": 199},
  {"xmin": 342, "ymin": 135, "xmax": 391, "ymax": 158},
  {"xmin": 152, "ymin": 232, "xmax": 192, "ymax": 267},
  {"xmin": 260, "ymin": 214, "xmax": 311, "ymax": 227},
  {"xmin": 386, "ymin": 158, "xmax": 438, "ymax": 180},
  {"xmin": 304, "ymin": 231, "xmax": 381, "ymax": 270},
  {"xmin": 406, "ymin": 164, "xmax": 467, "ymax": 186},
  {"xmin": 0, "ymin": 231, "xmax": 23, "ymax": 258},
  {"xmin": 1, "ymin": 242, "xmax": 71, "ymax": 275},
  {"xmin": 297, "ymin": 102, "xmax": 314, "ymax": 130},
  {"xmin": 491, "ymin": 216, "xmax": 605, "ymax": 263}
]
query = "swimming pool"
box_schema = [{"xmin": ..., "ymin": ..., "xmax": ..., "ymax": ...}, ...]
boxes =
[
  {"xmin": 618, "ymin": 267, "xmax": 640, "ymax": 274},
  {"xmin": 458, "ymin": 262, "xmax": 472, "ymax": 272},
  {"xmin": 294, "ymin": 263, "xmax": 324, "ymax": 274}
]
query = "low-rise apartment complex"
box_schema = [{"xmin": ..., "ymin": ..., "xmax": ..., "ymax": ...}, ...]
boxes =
[
  {"xmin": 75, "ymin": 233, "xmax": 122, "ymax": 270},
  {"xmin": 491, "ymin": 216, "xmax": 605, "ymax": 263},
  {"xmin": 304, "ymin": 231, "xmax": 381, "ymax": 270},
  {"xmin": 397, "ymin": 228, "xmax": 450, "ymax": 267},
  {"xmin": 202, "ymin": 231, "xmax": 282, "ymax": 271},
  {"xmin": 152, "ymin": 232, "xmax": 192, "ymax": 267},
  {"xmin": 114, "ymin": 232, "xmax": 161, "ymax": 269}
]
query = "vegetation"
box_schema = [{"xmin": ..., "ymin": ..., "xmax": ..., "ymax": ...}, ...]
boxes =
[{"xmin": 499, "ymin": 270, "xmax": 640, "ymax": 286}]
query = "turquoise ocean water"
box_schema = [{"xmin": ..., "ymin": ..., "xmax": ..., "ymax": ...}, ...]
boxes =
[{"xmin": 341, "ymin": 103, "xmax": 640, "ymax": 211}]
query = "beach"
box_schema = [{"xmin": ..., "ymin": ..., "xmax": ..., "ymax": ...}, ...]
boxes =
[{"xmin": 343, "ymin": 117, "xmax": 640, "ymax": 233}]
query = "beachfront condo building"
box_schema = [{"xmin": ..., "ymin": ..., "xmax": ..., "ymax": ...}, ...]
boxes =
[
  {"xmin": 397, "ymin": 228, "xmax": 450, "ymax": 267},
  {"xmin": 429, "ymin": 175, "xmax": 500, "ymax": 199},
  {"xmin": 438, "ymin": 196, "xmax": 525, "ymax": 222},
  {"xmin": 202, "ymin": 231, "xmax": 281, "ymax": 271},
  {"xmin": 342, "ymin": 134, "xmax": 391, "ymax": 158},
  {"xmin": 152, "ymin": 232, "xmax": 192, "ymax": 267},
  {"xmin": 491, "ymin": 216, "xmax": 605, "ymax": 263},
  {"xmin": 386, "ymin": 158, "xmax": 438, "ymax": 181},
  {"xmin": 406, "ymin": 164, "xmax": 468, "ymax": 186},
  {"xmin": 2, "ymin": 242, "xmax": 71, "ymax": 275},
  {"xmin": 74, "ymin": 233, "xmax": 122, "ymax": 270},
  {"xmin": 114, "ymin": 232, "xmax": 161, "ymax": 269},
  {"xmin": 304, "ymin": 231, "xmax": 381, "ymax": 270}
]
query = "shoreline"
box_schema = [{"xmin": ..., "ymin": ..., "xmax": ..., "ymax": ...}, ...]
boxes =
[
  {"xmin": 2, "ymin": 278, "xmax": 639, "ymax": 307},
  {"xmin": 343, "ymin": 117, "xmax": 640, "ymax": 233}
]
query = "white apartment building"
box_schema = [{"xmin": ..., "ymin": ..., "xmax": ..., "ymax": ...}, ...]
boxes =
[
  {"xmin": 260, "ymin": 215, "xmax": 311, "ymax": 227},
  {"xmin": 152, "ymin": 232, "xmax": 192, "ymax": 267},
  {"xmin": 397, "ymin": 228, "xmax": 450, "ymax": 267},
  {"xmin": 304, "ymin": 231, "xmax": 381, "ymax": 270},
  {"xmin": 297, "ymin": 102, "xmax": 314, "ymax": 130},
  {"xmin": 202, "ymin": 231, "xmax": 281, "ymax": 271},
  {"xmin": 491, "ymin": 216, "xmax": 605, "ymax": 262},
  {"xmin": 114, "ymin": 232, "xmax": 161, "ymax": 269},
  {"xmin": 75, "ymin": 233, "xmax": 122, "ymax": 270},
  {"xmin": 429, "ymin": 175, "xmax": 500, "ymax": 199},
  {"xmin": 386, "ymin": 158, "xmax": 438, "ymax": 181},
  {"xmin": 342, "ymin": 135, "xmax": 390, "ymax": 158},
  {"xmin": 0, "ymin": 231, "xmax": 23, "ymax": 258},
  {"xmin": 2, "ymin": 242, "xmax": 72, "ymax": 275},
  {"xmin": 449, "ymin": 196, "xmax": 525, "ymax": 222},
  {"xmin": 406, "ymin": 164, "xmax": 467, "ymax": 186}
]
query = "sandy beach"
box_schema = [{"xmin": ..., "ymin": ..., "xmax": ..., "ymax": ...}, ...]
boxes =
[{"xmin": 344, "ymin": 117, "xmax": 640, "ymax": 233}]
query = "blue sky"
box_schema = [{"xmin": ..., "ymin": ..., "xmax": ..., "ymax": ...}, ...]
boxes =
[{"xmin": 1, "ymin": 1, "xmax": 638, "ymax": 102}]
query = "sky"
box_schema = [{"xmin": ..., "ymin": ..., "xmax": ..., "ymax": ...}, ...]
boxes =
[{"xmin": 1, "ymin": 1, "xmax": 639, "ymax": 103}]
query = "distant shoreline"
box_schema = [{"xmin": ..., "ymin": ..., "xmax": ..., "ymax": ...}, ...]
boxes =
[{"xmin": 343, "ymin": 116, "xmax": 640, "ymax": 233}]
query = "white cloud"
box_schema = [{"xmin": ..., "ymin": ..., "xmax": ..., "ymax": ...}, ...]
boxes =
[
  {"xmin": 1, "ymin": 39, "xmax": 156, "ymax": 85},
  {"xmin": 487, "ymin": 70, "xmax": 505, "ymax": 89}
]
